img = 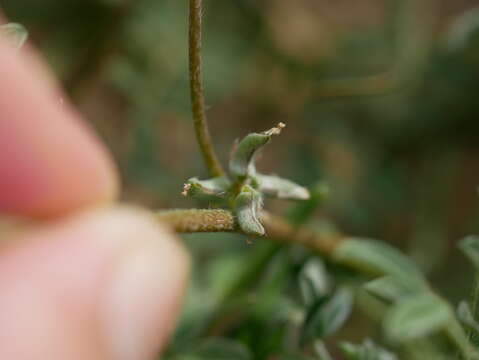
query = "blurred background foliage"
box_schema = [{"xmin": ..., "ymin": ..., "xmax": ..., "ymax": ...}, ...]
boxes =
[{"xmin": 4, "ymin": 0, "xmax": 479, "ymax": 358}]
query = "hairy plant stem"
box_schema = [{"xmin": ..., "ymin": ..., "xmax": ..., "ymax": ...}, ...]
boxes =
[
  {"xmin": 188, "ymin": 0, "xmax": 225, "ymax": 177},
  {"xmin": 156, "ymin": 209, "xmax": 343, "ymax": 256},
  {"xmin": 157, "ymin": 209, "xmax": 235, "ymax": 233}
]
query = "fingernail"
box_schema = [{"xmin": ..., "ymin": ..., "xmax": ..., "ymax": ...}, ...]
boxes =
[{"xmin": 102, "ymin": 218, "xmax": 189, "ymax": 360}]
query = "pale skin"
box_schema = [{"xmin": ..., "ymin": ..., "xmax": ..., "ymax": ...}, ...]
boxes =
[{"xmin": 0, "ymin": 26, "xmax": 189, "ymax": 360}]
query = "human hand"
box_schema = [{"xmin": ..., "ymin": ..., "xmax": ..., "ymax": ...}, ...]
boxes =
[{"xmin": 0, "ymin": 32, "xmax": 189, "ymax": 359}]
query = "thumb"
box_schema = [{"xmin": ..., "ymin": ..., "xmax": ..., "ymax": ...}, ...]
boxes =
[{"xmin": 0, "ymin": 206, "xmax": 189, "ymax": 360}]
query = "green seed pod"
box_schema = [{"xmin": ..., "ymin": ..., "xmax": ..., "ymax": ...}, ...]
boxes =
[
  {"xmin": 0, "ymin": 23, "xmax": 28, "ymax": 49},
  {"xmin": 182, "ymin": 176, "xmax": 231, "ymax": 200},
  {"xmin": 255, "ymin": 174, "xmax": 310, "ymax": 200},
  {"xmin": 229, "ymin": 123, "xmax": 285, "ymax": 180},
  {"xmin": 235, "ymin": 185, "xmax": 265, "ymax": 236}
]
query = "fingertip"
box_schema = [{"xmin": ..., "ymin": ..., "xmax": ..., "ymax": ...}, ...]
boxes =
[
  {"xmin": 0, "ymin": 36, "xmax": 119, "ymax": 218},
  {"xmin": 102, "ymin": 209, "xmax": 190, "ymax": 359},
  {"xmin": 0, "ymin": 206, "xmax": 189, "ymax": 359}
]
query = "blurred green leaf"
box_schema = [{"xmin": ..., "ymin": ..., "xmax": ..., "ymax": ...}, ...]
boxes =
[
  {"xmin": 332, "ymin": 238, "xmax": 426, "ymax": 286},
  {"xmin": 446, "ymin": 6, "xmax": 479, "ymax": 52},
  {"xmin": 301, "ymin": 287, "xmax": 353, "ymax": 344},
  {"xmin": 340, "ymin": 339, "xmax": 397, "ymax": 360},
  {"xmin": 277, "ymin": 354, "xmax": 315, "ymax": 360},
  {"xmin": 457, "ymin": 300, "xmax": 479, "ymax": 351},
  {"xmin": 443, "ymin": 317, "xmax": 479, "ymax": 360},
  {"xmin": 299, "ymin": 258, "xmax": 330, "ymax": 307},
  {"xmin": 459, "ymin": 236, "xmax": 479, "ymax": 269},
  {"xmin": 181, "ymin": 338, "xmax": 252, "ymax": 360},
  {"xmin": 363, "ymin": 275, "xmax": 414, "ymax": 303},
  {"xmin": 400, "ymin": 338, "xmax": 455, "ymax": 360},
  {"xmin": 384, "ymin": 293, "xmax": 452, "ymax": 343},
  {"xmin": 457, "ymin": 301, "xmax": 479, "ymax": 332}
]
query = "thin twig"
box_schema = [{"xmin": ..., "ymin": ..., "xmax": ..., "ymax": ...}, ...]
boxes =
[
  {"xmin": 156, "ymin": 209, "xmax": 343, "ymax": 256},
  {"xmin": 188, "ymin": 0, "xmax": 225, "ymax": 177}
]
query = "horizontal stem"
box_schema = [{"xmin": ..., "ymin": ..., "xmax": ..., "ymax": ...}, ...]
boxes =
[
  {"xmin": 260, "ymin": 211, "xmax": 343, "ymax": 255},
  {"xmin": 157, "ymin": 209, "xmax": 236, "ymax": 233},
  {"xmin": 156, "ymin": 209, "xmax": 343, "ymax": 255}
]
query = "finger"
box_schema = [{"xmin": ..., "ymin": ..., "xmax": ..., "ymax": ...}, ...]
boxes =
[
  {"xmin": 0, "ymin": 35, "xmax": 118, "ymax": 218},
  {"xmin": 0, "ymin": 206, "xmax": 189, "ymax": 360}
]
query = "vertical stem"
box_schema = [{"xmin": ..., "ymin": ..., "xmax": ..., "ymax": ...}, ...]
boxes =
[{"xmin": 188, "ymin": 0, "xmax": 225, "ymax": 177}]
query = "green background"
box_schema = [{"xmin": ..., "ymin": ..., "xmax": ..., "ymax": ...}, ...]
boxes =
[{"xmin": 3, "ymin": 0, "xmax": 479, "ymax": 358}]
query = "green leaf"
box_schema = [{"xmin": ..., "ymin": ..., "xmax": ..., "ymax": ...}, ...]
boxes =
[
  {"xmin": 332, "ymin": 238, "xmax": 426, "ymax": 286},
  {"xmin": 443, "ymin": 314, "xmax": 479, "ymax": 360},
  {"xmin": 457, "ymin": 300, "xmax": 479, "ymax": 334},
  {"xmin": 235, "ymin": 185, "xmax": 264, "ymax": 236},
  {"xmin": 183, "ymin": 176, "xmax": 230, "ymax": 200},
  {"xmin": 384, "ymin": 293, "xmax": 452, "ymax": 343},
  {"xmin": 401, "ymin": 338, "xmax": 457, "ymax": 360},
  {"xmin": 459, "ymin": 236, "xmax": 479, "ymax": 269},
  {"xmin": 0, "ymin": 23, "xmax": 28, "ymax": 49},
  {"xmin": 277, "ymin": 354, "xmax": 315, "ymax": 360},
  {"xmin": 340, "ymin": 339, "xmax": 398, "ymax": 360},
  {"xmin": 255, "ymin": 174, "xmax": 310, "ymax": 200},
  {"xmin": 299, "ymin": 258, "xmax": 330, "ymax": 307},
  {"xmin": 229, "ymin": 123, "xmax": 284, "ymax": 179},
  {"xmin": 446, "ymin": 7, "xmax": 479, "ymax": 51},
  {"xmin": 363, "ymin": 276, "xmax": 414, "ymax": 303},
  {"xmin": 187, "ymin": 338, "xmax": 252, "ymax": 360},
  {"xmin": 301, "ymin": 287, "xmax": 353, "ymax": 344}
]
